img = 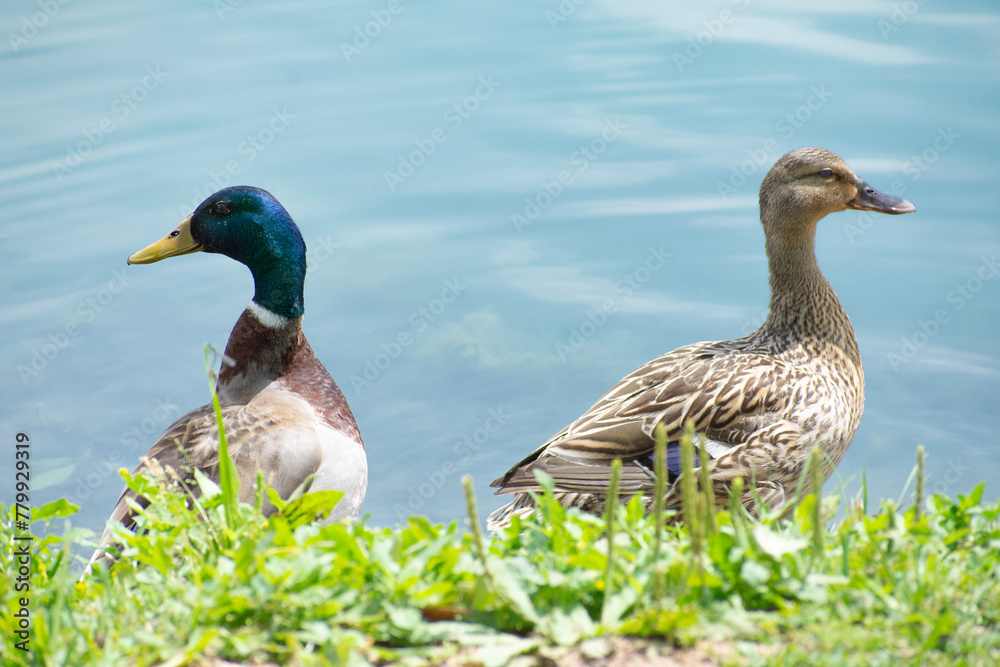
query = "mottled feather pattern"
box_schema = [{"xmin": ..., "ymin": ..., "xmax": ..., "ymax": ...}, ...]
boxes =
[
  {"xmin": 492, "ymin": 332, "xmax": 858, "ymax": 509},
  {"xmin": 489, "ymin": 148, "xmax": 912, "ymax": 529}
]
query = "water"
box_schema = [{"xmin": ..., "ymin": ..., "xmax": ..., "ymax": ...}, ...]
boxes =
[{"xmin": 2, "ymin": 0, "xmax": 998, "ymax": 535}]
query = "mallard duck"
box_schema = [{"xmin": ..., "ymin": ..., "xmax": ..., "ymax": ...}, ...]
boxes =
[
  {"xmin": 488, "ymin": 147, "xmax": 915, "ymax": 528},
  {"xmin": 91, "ymin": 186, "xmax": 366, "ymax": 564}
]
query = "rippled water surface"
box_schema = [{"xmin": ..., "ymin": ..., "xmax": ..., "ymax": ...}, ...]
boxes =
[{"xmin": 2, "ymin": 1, "xmax": 998, "ymax": 534}]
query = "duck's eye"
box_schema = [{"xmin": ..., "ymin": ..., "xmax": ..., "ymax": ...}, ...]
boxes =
[
  {"xmin": 212, "ymin": 201, "xmax": 232, "ymax": 216},
  {"xmin": 818, "ymin": 168, "xmax": 834, "ymax": 179}
]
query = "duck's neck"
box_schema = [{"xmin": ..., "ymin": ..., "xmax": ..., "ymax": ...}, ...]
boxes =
[
  {"xmin": 760, "ymin": 217, "xmax": 860, "ymax": 363},
  {"xmin": 218, "ymin": 303, "xmax": 300, "ymax": 403},
  {"xmin": 249, "ymin": 258, "xmax": 305, "ymax": 320}
]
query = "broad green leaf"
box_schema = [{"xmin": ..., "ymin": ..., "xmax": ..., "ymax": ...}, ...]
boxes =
[
  {"xmin": 33, "ymin": 498, "xmax": 78, "ymax": 521},
  {"xmin": 753, "ymin": 526, "xmax": 808, "ymax": 559}
]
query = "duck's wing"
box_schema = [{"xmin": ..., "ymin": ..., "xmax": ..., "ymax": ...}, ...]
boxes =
[
  {"xmin": 491, "ymin": 340, "xmax": 799, "ymax": 496},
  {"xmin": 102, "ymin": 401, "xmax": 323, "ymax": 534}
]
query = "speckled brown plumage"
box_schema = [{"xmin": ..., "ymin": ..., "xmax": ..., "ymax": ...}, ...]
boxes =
[{"xmin": 488, "ymin": 147, "xmax": 915, "ymax": 528}]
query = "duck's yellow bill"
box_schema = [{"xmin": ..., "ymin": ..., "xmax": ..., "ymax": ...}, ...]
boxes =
[{"xmin": 127, "ymin": 215, "xmax": 203, "ymax": 265}]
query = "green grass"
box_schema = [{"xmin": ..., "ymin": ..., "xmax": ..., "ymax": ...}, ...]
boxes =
[
  {"xmin": 2, "ymin": 444, "xmax": 999, "ymax": 666},
  {"xmin": 3, "ymin": 357, "xmax": 998, "ymax": 665}
]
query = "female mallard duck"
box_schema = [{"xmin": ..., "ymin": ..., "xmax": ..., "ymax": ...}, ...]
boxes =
[
  {"xmin": 92, "ymin": 186, "xmax": 366, "ymax": 562},
  {"xmin": 488, "ymin": 147, "xmax": 915, "ymax": 528}
]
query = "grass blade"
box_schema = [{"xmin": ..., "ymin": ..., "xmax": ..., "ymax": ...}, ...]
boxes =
[
  {"xmin": 204, "ymin": 344, "xmax": 238, "ymax": 532},
  {"xmin": 601, "ymin": 458, "xmax": 622, "ymax": 626},
  {"xmin": 652, "ymin": 425, "xmax": 667, "ymax": 601},
  {"xmin": 680, "ymin": 423, "xmax": 701, "ymax": 554},
  {"xmin": 810, "ymin": 446, "xmax": 823, "ymax": 554},
  {"xmin": 913, "ymin": 444, "xmax": 926, "ymax": 521},
  {"xmin": 462, "ymin": 475, "xmax": 491, "ymax": 579},
  {"xmin": 697, "ymin": 438, "xmax": 716, "ymax": 537}
]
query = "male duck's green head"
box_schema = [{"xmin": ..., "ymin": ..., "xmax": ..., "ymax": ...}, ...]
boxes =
[{"xmin": 128, "ymin": 186, "xmax": 307, "ymax": 319}]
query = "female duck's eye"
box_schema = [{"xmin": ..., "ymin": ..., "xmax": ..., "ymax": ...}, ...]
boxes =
[
  {"xmin": 212, "ymin": 201, "xmax": 232, "ymax": 215},
  {"xmin": 818, "ymin": 168, "xmax": 834, "ymax": 179}
]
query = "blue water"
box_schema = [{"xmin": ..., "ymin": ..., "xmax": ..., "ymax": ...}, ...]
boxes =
[{"xmin": 2, "ymin": 1, "xmax": 998, "ymax": 536}]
